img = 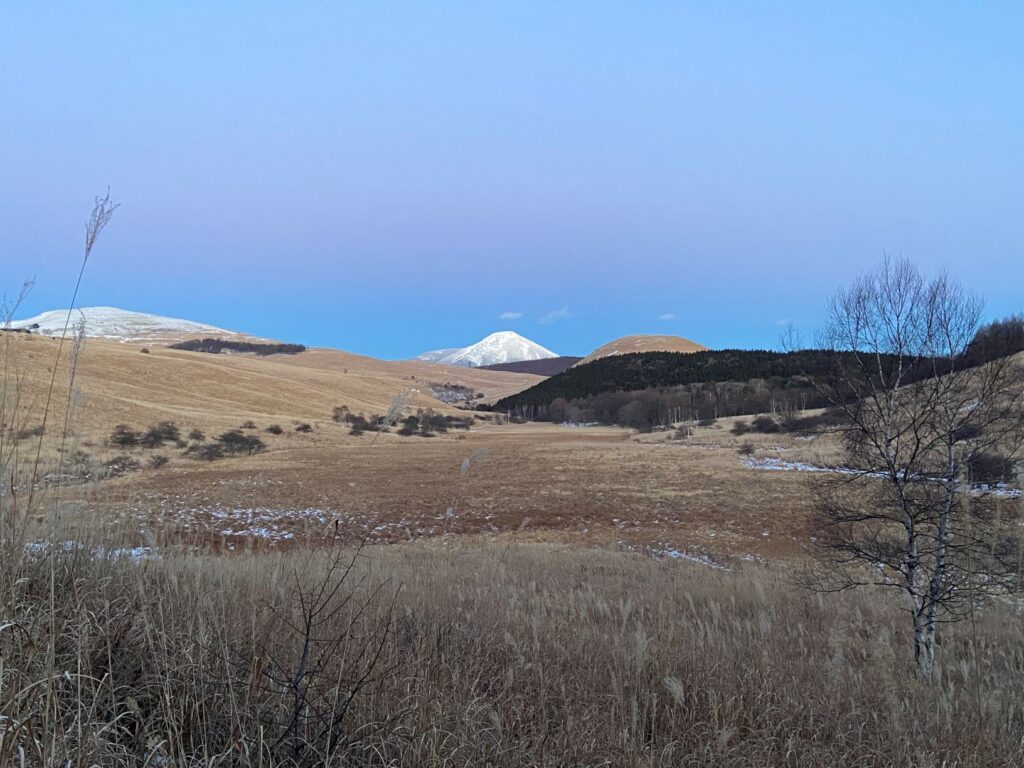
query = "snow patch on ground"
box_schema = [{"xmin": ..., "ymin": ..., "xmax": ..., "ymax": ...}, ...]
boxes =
[{"xmin": 743, "ymin": 456, "xmax": 1023, "ymax": 497}]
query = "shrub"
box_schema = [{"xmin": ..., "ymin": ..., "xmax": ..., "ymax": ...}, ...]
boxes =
[
  {"xmin": 148, "ymin": 454, "xmax": 170, "ymax": 469},
  {"xmin": 241, "ymin": 420, "xmax": 258, "ymax": 430},
  {"xmin": 217, "ymin": 430, "xmax": 266, "ymax": 455},
  {"xmin": 16, "ymin": 424, "xmax": 45, "ymax": 441},
  {"xmin": 265, "ymin": 424, "xmax": 284, "ymax": 435},
  {"xmin": 332, "ymin": 406, "xmax": 351, "ymax": 423},
  {"xmin": 697, "ymin": 417, "xmax": 717, "ymax": 428},
  {"xmin": 349, "ymin": 423, "xmax": 364, "ymax": 436},
  {"xmin": 188, "ymin": 428, "xmax": 205, "ymax": 442},
  {"xmin": 110, "ymin": 424, "xmax": 141, "ymax": 448},
  {"xmin": 186, "ymin": 442, "xmax": 226, "ymax": 461},
  {"xmin": 140, "ymin": 347, "xmax": 150, "ymax": 354},
  {"xmin": 730, "ymin": 420, "xmax": 750, "ymax": 436},
  {"xmin": 968, "ymin": 452, "xmax": 1018, "ymax": 484},
  {"xmin": 141, "ymin": 421, "xmax": 181, "ymax": 448},
  {"xmin": 751, "ymin": 415, "xmax": 780, "ymax": 434},
  {"xmin": 295, "ymin": 423, "xmax": 313, "ymax": 433},
  {"xmin": 738, "ymin": 442, "xmax": 756, "ymax": 456}
]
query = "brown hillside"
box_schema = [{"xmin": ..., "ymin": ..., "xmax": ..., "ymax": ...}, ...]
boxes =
[
  {"xmin": 578, "ymin": 334, "xmax": 708, "ymax": 365},
  {"xmin": 0, "ymin": 332, "xmax": 541, "ymax": 442}
]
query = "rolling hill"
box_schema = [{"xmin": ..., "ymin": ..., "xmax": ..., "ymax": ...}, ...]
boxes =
[{"xmin": 578, "ymin": 334, "xmax": 708, "ymax": 365}]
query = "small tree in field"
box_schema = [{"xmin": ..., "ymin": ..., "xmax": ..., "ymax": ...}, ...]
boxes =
[{"xmin": 811, "ymin": 257, "xmax": 1024, "ymax": 678}]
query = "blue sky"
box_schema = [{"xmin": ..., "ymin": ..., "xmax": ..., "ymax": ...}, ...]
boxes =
[{"xmin": 2, "ymin": 2, "xmax": 1022, "ymax": 358}]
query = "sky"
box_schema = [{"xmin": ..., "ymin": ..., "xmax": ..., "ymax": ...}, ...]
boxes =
[{"xmin": 2, "ymin": 2, "xmax": 1022, "ymax": 358}]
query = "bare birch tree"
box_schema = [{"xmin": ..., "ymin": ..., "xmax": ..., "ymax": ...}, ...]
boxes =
[{"xmin": 810, "ymin": 256, "xmax": 1024, "ymax": 678}]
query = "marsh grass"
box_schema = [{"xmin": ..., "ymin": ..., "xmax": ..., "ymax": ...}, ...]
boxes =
[{"xmin": 2, "ymin": 540, "xmax": 1024, "ymax": 766}]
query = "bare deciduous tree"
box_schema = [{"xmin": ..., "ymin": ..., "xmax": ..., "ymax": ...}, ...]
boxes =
[{"xmin": 810, "ymin": 256, "xmax": 1024, "ymax": 678}]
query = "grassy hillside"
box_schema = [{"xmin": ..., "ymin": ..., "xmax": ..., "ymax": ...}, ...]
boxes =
[{"xmin": 0, "ymin": 331, "xmax": 542, "ymax": 442}]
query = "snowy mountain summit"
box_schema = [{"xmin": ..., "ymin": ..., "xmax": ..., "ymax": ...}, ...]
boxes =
[
  {"xmin": 416, "ymin": 331, "xmax": 557, "ymax": 367},
  {"xmin": 10, "ymin": 307, "xmax": 235, "ymax": 342}
]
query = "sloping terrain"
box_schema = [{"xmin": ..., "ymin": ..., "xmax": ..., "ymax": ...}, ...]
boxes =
[{"xmin": 578, "ymin": 334, "xmax": 707, "ymax": 365}]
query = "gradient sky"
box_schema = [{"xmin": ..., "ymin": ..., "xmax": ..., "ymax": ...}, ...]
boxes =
[{"xmin": 2, "ymin": 2, "xmax": 1022, "ymax": 358}]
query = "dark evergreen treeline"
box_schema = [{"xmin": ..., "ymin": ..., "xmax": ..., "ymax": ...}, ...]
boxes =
[
  {"xmin": 493, "ymin": 316, "xmax": 1024, "ymax": 430},
  {"xmin": 495, "ymin": 349, "xmax": 853, "ymax": 410},
  {"xmin": 169, "ymin": 338, "xmax": 307, "ymax": 356}
]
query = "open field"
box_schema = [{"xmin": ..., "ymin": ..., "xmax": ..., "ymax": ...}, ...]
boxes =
[
  {"xmin": 5, "ymin": 330, "xmax": 823, "ymax": 559},
  {"xmin": 76, "ymin": 420, "xmax": 819, "ymax": 558}
]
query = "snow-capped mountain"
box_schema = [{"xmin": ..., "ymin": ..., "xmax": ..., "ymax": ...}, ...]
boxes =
[
  {"xmin": 415, "ymin": 331, "xmax": 558, "ymax": 367},
  {"xmin": 10, "ymin": 307, "xmax": 235, "ymax": 342}
]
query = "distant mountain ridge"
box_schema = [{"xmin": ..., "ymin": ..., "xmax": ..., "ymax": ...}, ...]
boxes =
[{"xmin": 415, "ymin": 331, "xmax": 558, "ymax": 367}]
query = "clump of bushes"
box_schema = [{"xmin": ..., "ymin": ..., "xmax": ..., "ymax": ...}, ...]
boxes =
[
  {"xmin": 185, "ymin": 430, "xmax": 266, "ymax": 461},
  {"xmin": 217, "ymin": 430, "xmax": 266, "ymax": 455},
  {"xmin": 111, "ymin": 421, "xmax": 181, "ymax": 449},
  {"xmin": 394, "ymin": 409, "xmax": 473, "ymax": 438},
  {"xmin": 968, "ymin": 452, "xmax": 1019, "ymax": 484},
  {"xmin": 186, "ymin": 443, "xmax": 225, "ymax": 462},
  {"xmin": 169, "ymin": 338, "xmax": 307, "ymax": 356},
  {"xmin": 110, "ymin": 424, "xmax": 142, "ymax": 448},
  {"xmin": 141, "ymin": 421, "xmax": 181, "ymax": 448},
  {"xmin": 732, "ymin": 415, "xmax": 780, "ymax": 436},
  {"xmin": 265, "ymin": 424, "xmax": 283, "ymax": 435}
]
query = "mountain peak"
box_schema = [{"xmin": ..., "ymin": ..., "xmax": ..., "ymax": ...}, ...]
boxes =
[{"xmin": 416, "ymin": 331, "xmax": 558, "ymax": 367}]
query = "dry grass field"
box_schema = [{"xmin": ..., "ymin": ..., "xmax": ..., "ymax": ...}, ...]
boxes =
[
  {"xmin": 5, "ymin": 324, "xmax": 1024, "ymax": 766},
  {"xmin": 4, "ymin": 330, "xmax": 818, "ymax": 559}
]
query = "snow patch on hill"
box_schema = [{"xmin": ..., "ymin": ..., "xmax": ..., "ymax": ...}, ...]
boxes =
[
  {"xmin": 11, "ymin": 307, "xmax": 235, "ymax": 342},
  {"xmin": 416, "ymin": 331, "xmax": 557, "ymax": 367}
]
